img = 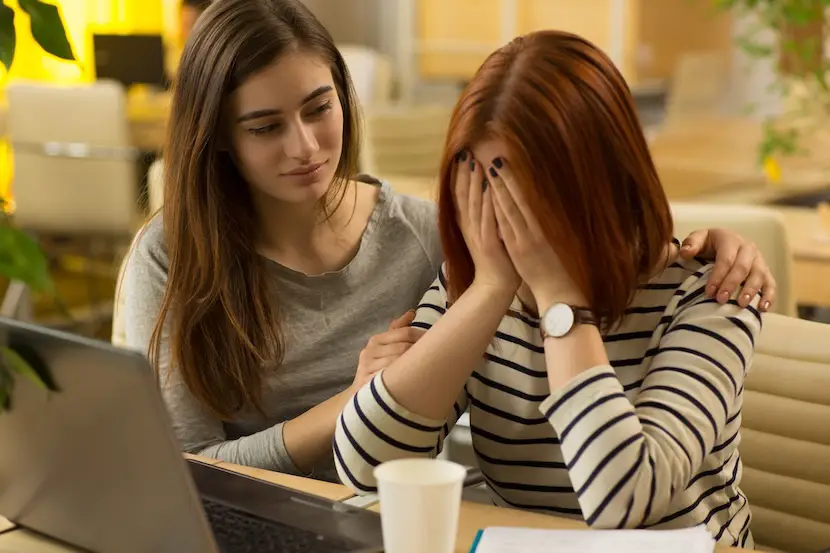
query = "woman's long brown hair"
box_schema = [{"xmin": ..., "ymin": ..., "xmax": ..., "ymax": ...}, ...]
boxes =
[
  {"xmin": 149, "ymin": 0, "xmax": 361, "ymax": 419},
  {"xmin": 438, "ymin": 30, "xmax": 673, "ymax": 327}
]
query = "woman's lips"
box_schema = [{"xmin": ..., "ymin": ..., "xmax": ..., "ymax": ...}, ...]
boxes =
[{"xmin": 283, "ymin": 161, "xmax": 325, "ymax": 176}]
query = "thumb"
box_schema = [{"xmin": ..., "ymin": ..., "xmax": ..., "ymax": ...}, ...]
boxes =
[
  {"xmin": 679, "ymin": 230, "xmax": 705, "ymax": 259},
  {"xmin": 389, "ymin": 309, "xmax": 416, "ymax": 330}
]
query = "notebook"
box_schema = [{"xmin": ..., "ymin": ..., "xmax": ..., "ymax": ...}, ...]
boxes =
[{"xmin": 468, "ymin": 525, "xmax": 715, "ymax": 553}]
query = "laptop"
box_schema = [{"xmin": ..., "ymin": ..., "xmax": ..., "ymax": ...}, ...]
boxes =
[
  {"xmin": 0, "ymin": 317, "xmax": 384, "ymax": 553},
  {"xmin": 92, "ymin": 33, "xmax": 168, "ymax": 89}
]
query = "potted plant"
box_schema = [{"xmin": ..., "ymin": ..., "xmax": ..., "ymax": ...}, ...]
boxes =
[
  {"xmin": 714, "ymin": 0, "xmax": 830, "ymax": 178},
  {"xmin": 0, "ymin": 0, "xmax": 75, "ymax": 410}
]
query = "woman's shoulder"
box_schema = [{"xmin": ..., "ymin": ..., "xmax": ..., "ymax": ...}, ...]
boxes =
[
  {"xmin": 647, "ymin": 253, "xmax": 714, "ymax": 302},
  {"xmin": 122, "ymin": 212, "xmax": 169, "ymax": 292},
  {"xmin": 648, "ymin": 254, "xmax": 762, "ymax": 341},
  {"xmin": 357, "ymin": 173, "xmax": 437, "ymax": 222},
  {"xmin": 130, "ymin": 212, "xmax": 168, "ymax": 270},
  {"xmin": 357, "ymin": 174, "xmax": 442, "ymax": 270}
]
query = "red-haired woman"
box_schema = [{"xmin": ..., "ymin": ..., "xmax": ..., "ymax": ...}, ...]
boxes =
[{"xmin": 334, "ymin": 30, "xmax": 759, "ymax": 546}]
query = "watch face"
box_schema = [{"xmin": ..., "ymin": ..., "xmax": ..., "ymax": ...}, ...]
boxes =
[{"xmin": 542, "ymin": 303, "xmax": 574, "ymax": 338}]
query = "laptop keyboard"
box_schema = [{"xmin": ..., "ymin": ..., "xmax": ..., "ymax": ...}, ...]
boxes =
[{"xmin": 201, "ymin": 497, "xmax": 360, "ymax": 553}]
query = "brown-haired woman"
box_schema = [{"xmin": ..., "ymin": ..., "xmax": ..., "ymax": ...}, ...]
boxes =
[
  {"xmin": 124, "ymin": 0, "xmax": 773, "ymax": 483},
  {"xmin": 335, "ymin": 31, "xmax": 758, "ymax": 546}
]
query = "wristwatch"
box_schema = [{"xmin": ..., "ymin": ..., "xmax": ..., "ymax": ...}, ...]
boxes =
[{"xmin": 539, "ymin": 303, "xmax": 599, "ymax": 339}]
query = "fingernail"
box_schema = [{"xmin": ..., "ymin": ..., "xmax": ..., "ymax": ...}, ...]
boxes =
[
  {"xmin": 717, "ymin": 290, "xmax": 729, "ymax": 302},
  {"xmin": 482, "ymin": 179, "xmax": 489, "ymax": 191},
  {"xmin": 493, "ymin": 157, "xmax": 503, "ymax": 168},
  {"xmin": 456, "ymin": 150, "xmax": 467, "ymax": 162},
  {"xmin": 741, "ymin": 293, "xmax": 750, "ymax": 304},
  {"xmin": 681, "ymin": 244, "xmax": 692, "ymax": 250},
  {"xmin": 470, "ymin": 160, "xmax": 475, "ymax": 171},
  {"xmin": 707, "ymin": 284, "xmax": 717, "ymax": 296},
  {"xmin": 762, "ymin": 301, "xmax": 771, "ymax": 311},
  {"xmin": 489, "ymin": 166, "xmax": 497, "ymax": 178}
]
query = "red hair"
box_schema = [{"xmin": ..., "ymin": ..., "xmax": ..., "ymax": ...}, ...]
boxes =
[{"xmin": 438, "ymin": 30, "xmax": 673, "ymax": 326}]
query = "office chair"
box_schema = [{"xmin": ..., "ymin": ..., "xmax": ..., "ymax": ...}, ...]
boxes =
[{"xmin": 3, "ymin": 81, "xmax": 141, "ymax": 331}]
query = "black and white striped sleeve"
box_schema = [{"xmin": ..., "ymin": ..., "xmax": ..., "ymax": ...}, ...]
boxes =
[
  {"xmin": 538, "ymin": 274, "xmax": 761, "ymax": 529},
  {"xmin": 334, "ymin": 270, "xmax": 470, "ymax": 493}
]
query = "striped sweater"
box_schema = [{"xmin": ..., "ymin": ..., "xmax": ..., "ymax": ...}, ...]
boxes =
[{"xmin": 334, "ymin": 254, "xmax": 762, "ymax": 548}]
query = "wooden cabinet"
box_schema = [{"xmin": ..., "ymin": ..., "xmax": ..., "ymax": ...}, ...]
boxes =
[
  {"xmin": 625, "ymin": 0, "xmax": 733, "ymax": 84},
  {"xmin": 415, "ymin": 0, "xmax": 504, "ymax": 80},
  {"xmin": 413, "ymin": 0, "xmax": 732, "ymax": 86},
  {"xmin": 516, "ymin": 0, "xmax": 615, "ymax": 51}
]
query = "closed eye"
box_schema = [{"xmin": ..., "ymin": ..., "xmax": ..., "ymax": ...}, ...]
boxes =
[
  {"xmin": 246, "ymin": 100, "xmax": 332, "ymax": 136},
  {"xmin": 306, "ymin": 100, "xmax": 333, "ymax": 118},
  {"xmin": 248, "ymin": 123, "xmax": 280, "ymax": 136}
]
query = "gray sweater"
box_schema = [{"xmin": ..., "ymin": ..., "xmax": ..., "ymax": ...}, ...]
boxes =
[{"xmin": 122, "ymin": 180, "xmax": 442, "ymax": 482}]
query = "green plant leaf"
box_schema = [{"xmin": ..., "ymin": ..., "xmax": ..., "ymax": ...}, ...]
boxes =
[
  {"xmin": 18, "ymin": 0, "xmax": 74, "ymax": 61},
  {"xmin": 0, "ymin": 345, "xmax": 52, "ymax": 392},
  {"xmin": 0, "ymin": 0, "xmax": 15, "ymax": 72},
  {"xmin": 0, "ymin": 222, "xmax": 54, "ymax": 293}
]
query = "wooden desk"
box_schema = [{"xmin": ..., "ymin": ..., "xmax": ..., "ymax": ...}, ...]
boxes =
[
  {"xmin": 0, "ymin": 92, "xmax": 168, "ymax": 152},
  {"xmin": 367, "ymin": 498, "xmax": 750, "ymax": 553},
  {"xmin": 1, "ymin": 458, "xmax": 751, "ymax": 553}
]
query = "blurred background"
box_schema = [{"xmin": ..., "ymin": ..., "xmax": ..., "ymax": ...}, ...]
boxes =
[{"xmin": 0, "ymin": 0, "xmax": 828, "ymax": 342}]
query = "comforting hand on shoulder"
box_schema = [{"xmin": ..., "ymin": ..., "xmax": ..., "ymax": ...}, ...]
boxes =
[{"xmin": 678, "ymin": 229, "xmax": 775, "ymax": 311}]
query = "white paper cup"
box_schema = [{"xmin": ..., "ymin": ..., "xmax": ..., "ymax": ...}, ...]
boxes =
[{"xmin": 374, "ymin": 458, "xmax": 467, "ymax": 553}]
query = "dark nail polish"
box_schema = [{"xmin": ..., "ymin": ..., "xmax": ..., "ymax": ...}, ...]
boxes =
[
  {"xmin": 470, "ymin": 160, "xmax": 475, "ymax": 171},
  {"xmin": 482, "ymin": 179, "xmax": 489, "ymax": 190},
  {"xmin": 457, "ymin": 150, "xmax": 468, "ymax": 162},
  {"xmin": 493, "ymin": 157, "xmax": 503, "ymax": 169},
  {"xmin": 489, "ymin": 167, "xmax": 497, "ymax": 178}
]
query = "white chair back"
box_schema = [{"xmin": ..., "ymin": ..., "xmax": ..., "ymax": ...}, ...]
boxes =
[
  {"xmin": 670, "ymin": 202, "xmax": 794, "ymax": 316},
  {"xmin": 742, "ymin": 312, "xmax": 830, "ymax": 553},
  {"xmin": 6, "ymin": 81, "xmax": 138, "ymax": 235}
]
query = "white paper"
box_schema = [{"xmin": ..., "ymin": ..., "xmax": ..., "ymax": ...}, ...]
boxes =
[{"xmin": 473, "ymin": 526, "xmax": 715, "ymax": 553}]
